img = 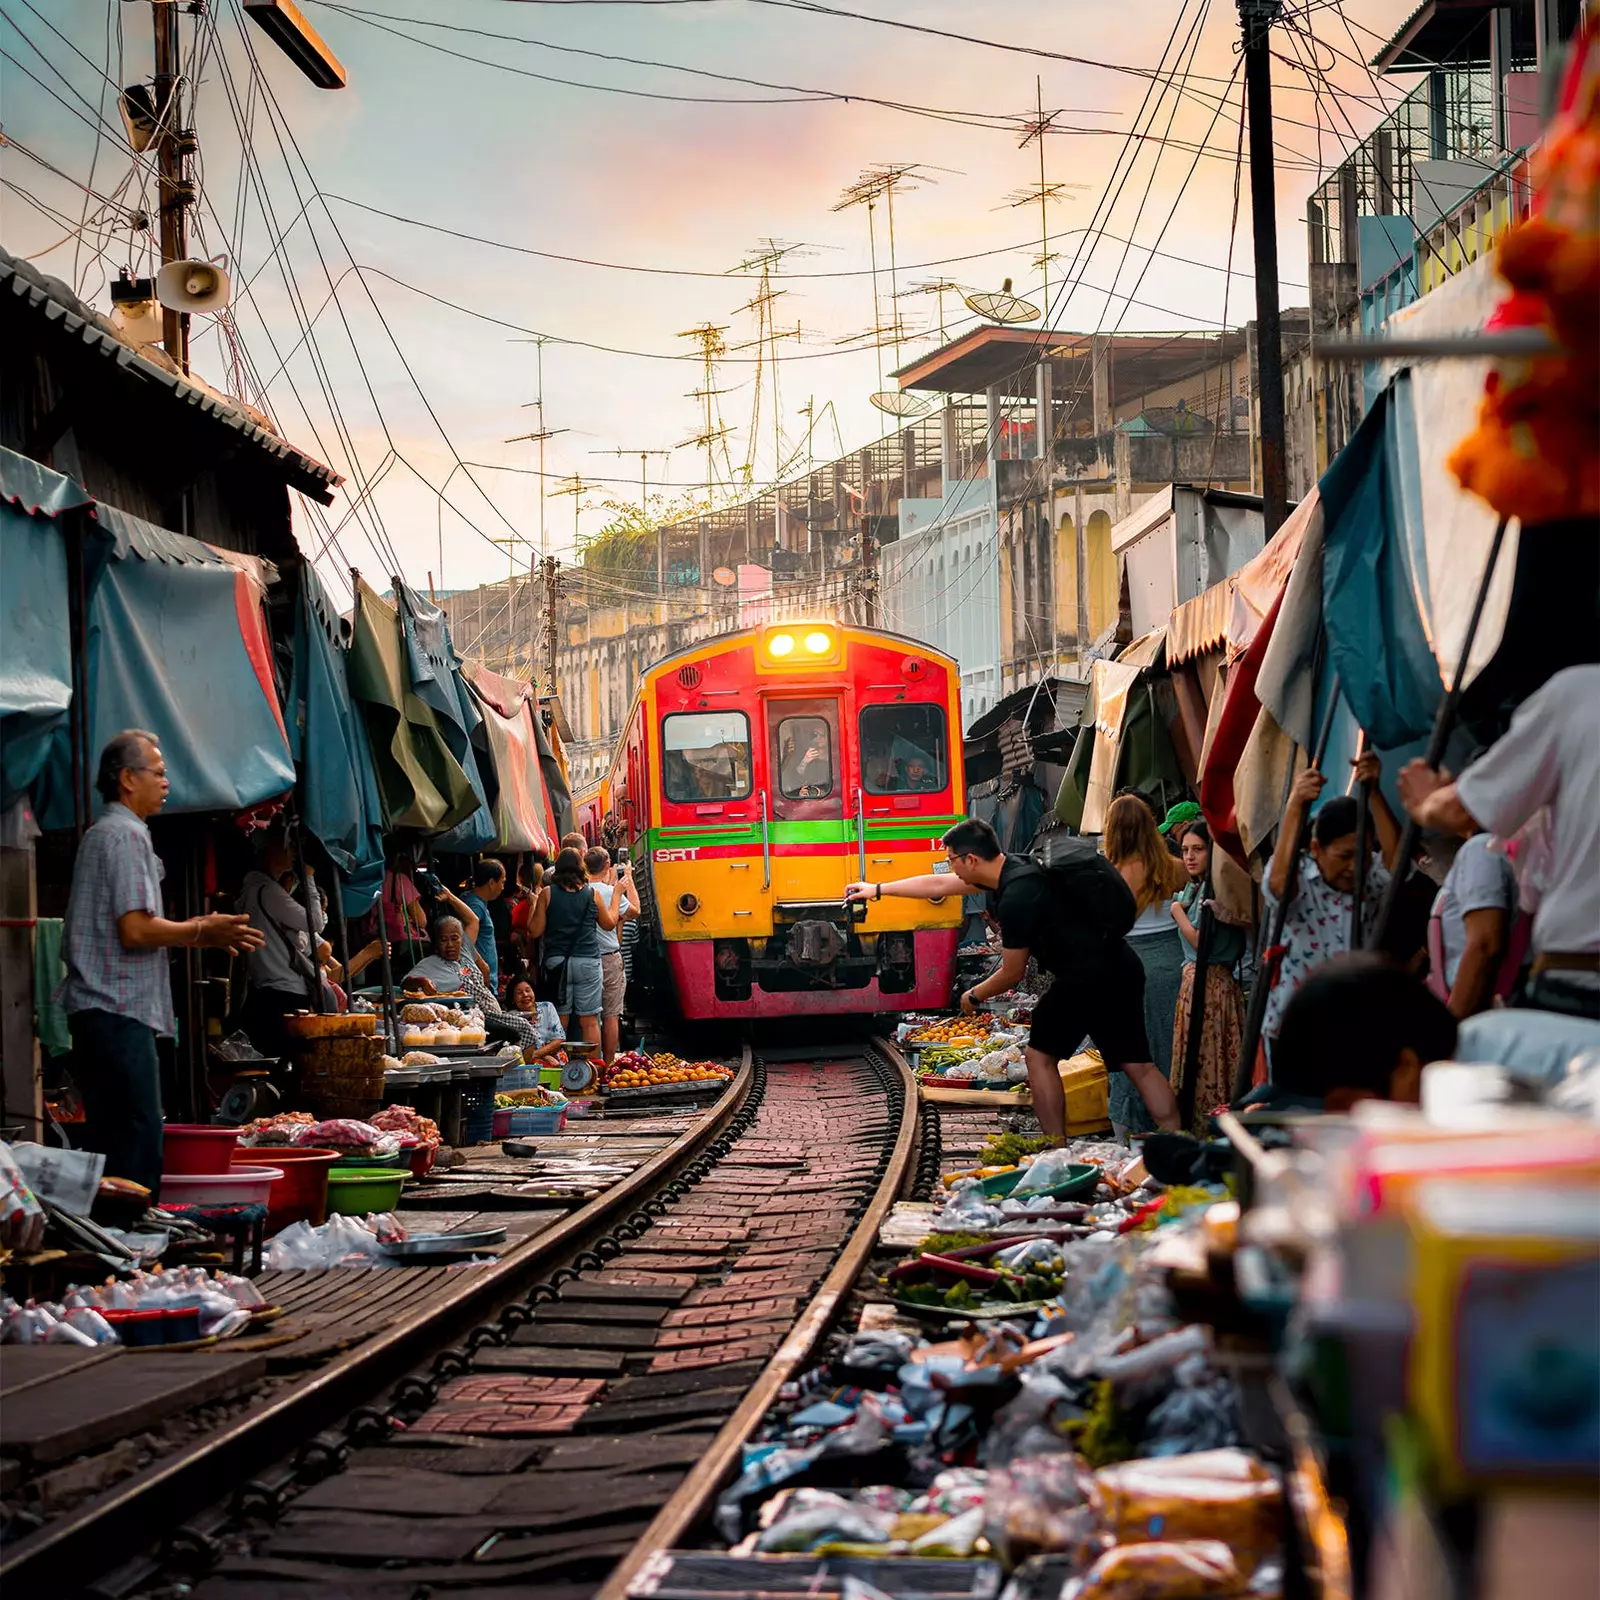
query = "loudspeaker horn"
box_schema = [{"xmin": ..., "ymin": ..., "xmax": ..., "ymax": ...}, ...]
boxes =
[{"xmin": 156, "ymin": 258, "xmax": 231, "ymax": 314}]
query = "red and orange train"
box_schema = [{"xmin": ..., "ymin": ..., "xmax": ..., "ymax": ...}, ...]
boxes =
[{"xmin": 577, "ymin": 620, "xmax": 966, "ymax": 1021}]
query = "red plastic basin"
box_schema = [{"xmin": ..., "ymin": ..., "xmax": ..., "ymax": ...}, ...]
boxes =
[
  {"xmin": 231, "ymin": 1146, "xmax": 339, "ymax": 1232},
  {"xmin": 163, "ymin": 1124, "xmax": 242, "ymax": 1175}
]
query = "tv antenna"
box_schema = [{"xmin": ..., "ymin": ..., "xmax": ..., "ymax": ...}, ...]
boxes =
[
  {"xmin": 677, "ymin": 322, "xmax": 738, "ymax": 493},
  {"xmin": 731, "ymin": 240, "xmax": 808, "ymax": 485},
  {"xmin": 1011, "ymin": 78, "xmax": 1091, "ymax": 317},
  {"xmin": 589, "ymin": 446, "xmax": 673, "ymax": 513},
  {"xmin": 833, "ymin": 164, "xmax": 938, "ymax": 420},
  {"xmin": 551, "ymin": 472, "xmax": 599, "ymax": 555}
]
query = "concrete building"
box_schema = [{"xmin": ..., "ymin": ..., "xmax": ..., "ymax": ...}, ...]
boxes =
[{"xmin": 887, "ymin": 325, "xmax": 1260, "ymax": 701}]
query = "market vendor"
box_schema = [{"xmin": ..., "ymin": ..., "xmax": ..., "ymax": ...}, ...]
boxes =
[
  {"xmin": 1238, "ymin": 954, "xmax": 1458, "ymax": 1115},
  {"xmin": 59, "ymin": 731, "xmax": 265, "ymax": 1196},
  {"xmin": 236, "ymin": 826, "xmax": 335, "ymax": 1058},
  {"xmin": 847, "ymin": 817, "xmax": 1181, "ymax": 1138},
  {"xmin": 1399, "ymin": 664, "xmax": 1600, "ymax": 1019},
  {"xmin": 1260, "ymin": 752, "xmax": 1401, "ymax": 1067},
  {"xmin": 404, "ymin": 914, "xmax": 539, "ymax": 1050},
  {"xmin": 506, "ymin": 974, "xmax": 567, "ymax": 1062}
]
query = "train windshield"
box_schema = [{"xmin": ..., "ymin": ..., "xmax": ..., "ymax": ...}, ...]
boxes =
[
  {"xmin": 776, "ymin": 715, "xmax": 834, "ymax": 800},
  {"xmin": 662, "ymin": 711, "xmax": 752, "ymax": 801},
  {"xmin": 860, "ymin": 703, "xmax": 948, "ymax": 794}
]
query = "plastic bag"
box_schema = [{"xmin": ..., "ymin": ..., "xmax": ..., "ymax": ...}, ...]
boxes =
[
  {"xmin": 909, "ymin": 1503, "xmax": 986, "ymax": 1556},
  {"xmin": 907, "ymin": 1466, "xmax": 989, "ymax": 1518},
  {"xmin": 0, "ymin": 1142, "xmax": 46, "ymax": 1253},
  {"xmin": 1064, "ymin": 1539, "xmax": 1243, "ymax": 1600},
  {"xmin": 935, "ymin": 1183, "xmax": 1008, "ymax": 1231},
  {"xmin": 1012, "ymin": 1149, "xmax": 1084, "ymax": 1196},
  {"xmin": 264, "ymin": 1212, "xmax": 391, "ymax": 1270},
  {"xmin": 1140, "ymin": 1367, "xmax": 1243, "ymax": 1457},
  {"xmin": 984, "ymin": 1453, "xmax": 1097, "ymax": 1569},
  {"xmin": 1090, "ymin": 1450, "xmax": 1281, "ymax": 1568},
  {"xmin": 755, "ymin": 1490, "xmax": 897, "ymax": 1552}
]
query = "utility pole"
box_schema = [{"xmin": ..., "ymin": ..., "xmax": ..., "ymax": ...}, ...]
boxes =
[
  {"xmin": 1241, "ymin": 0, "xmax": 1289, "ymax": 536},
  {"xmin": 539, "ymin": 554, "xmax": 560, "ymax": 698},
  {"xmin": 152, "ymin": 0, "xmax": 189, "ymax": 370}
]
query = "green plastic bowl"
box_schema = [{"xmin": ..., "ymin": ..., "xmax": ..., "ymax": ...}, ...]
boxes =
[
  {"xmin": 976, "ymin": 1162, "xmax": 1100, "ymax": 1202},
  {"xmin": 325, "ymin": 1169, "xmax": 406, "ymax": 1215},
  {"xmin": 330, "ymin": 1152, "xmax": 405, "ymax": 1170}
]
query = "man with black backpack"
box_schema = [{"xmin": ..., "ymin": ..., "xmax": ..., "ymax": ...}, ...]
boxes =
[{"xmin": 847, "ymin": 817, "xmax": 1180, "ymax": 1139}]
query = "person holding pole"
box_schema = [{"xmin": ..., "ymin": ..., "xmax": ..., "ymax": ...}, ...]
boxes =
[
  {"xmin": 1398, "ymin": 663, "xmax": 1600, "ymax": 1020},
  {"xmin": 1258, "ymin": 750, "xmax": 1401, "ymax": 1069},
  {"xmin": 847, "ymin": 818, "xmax": 1180, "ymax": 1139}
]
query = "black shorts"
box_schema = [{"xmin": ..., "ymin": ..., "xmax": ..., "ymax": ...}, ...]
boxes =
[{"xmin": 1027, "ymin": 942, "xmax": 1151, "ymax": 1070}]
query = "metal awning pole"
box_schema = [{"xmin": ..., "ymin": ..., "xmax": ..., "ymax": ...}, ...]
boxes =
[
  {"xmin": 1370, "ymin": 516, "xmax": 1510, "ymax": 950},
  {"xmin": 1350, "ymin": 731, "xmax": 1370, "ymax": 951}
]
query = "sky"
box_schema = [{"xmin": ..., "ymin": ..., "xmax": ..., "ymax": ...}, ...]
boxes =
[{"xmin": 1, "ymin": 0, "xmax": 1411, "ymax": 605}]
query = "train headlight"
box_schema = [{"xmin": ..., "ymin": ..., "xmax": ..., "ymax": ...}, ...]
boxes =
[
  {"xmin": 676, "ymin": 893, "xmax": 700, "ymax": 916},
  {"xmin": 766, "ymin": 633, "xmax": 796, "ymax": 658},
  {"xmin": 803, "ymin": 630, "xmax": 832, "ymax": 655}
]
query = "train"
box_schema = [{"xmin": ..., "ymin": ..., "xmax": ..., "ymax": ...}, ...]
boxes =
[{"xmin": 576, "ymin": 620, "xmax": 966, "ymax": 1020}]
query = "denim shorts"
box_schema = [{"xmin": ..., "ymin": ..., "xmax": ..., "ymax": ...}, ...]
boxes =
[{"xmin": 556, "ymin": 956, "xmax": 604, "ymax": 1019}]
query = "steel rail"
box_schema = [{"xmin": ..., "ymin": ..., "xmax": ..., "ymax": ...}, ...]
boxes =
[
  {"xmin": 597, "ymin": 1037, "xmax": 918, "ymax": 1600},
  {"xmin": 1, "ymin": 1049, "xmax": 757, "ymax": 1600}
]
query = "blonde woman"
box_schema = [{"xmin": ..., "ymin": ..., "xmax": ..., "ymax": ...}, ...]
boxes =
[{"xmin": 1103, "ymin": 794, "xmax": 1189, "ymax": 1138}]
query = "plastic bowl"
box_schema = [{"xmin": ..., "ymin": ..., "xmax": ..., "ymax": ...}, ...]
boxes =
[
  {"xmin": 324, "ymin": 1169, "xmax": 406, "ymax": 1216},
  {"xmin": 161, "ymin": 1167, "xmax": 282, "ymax": 1207},
  {"xmin": 976, "ymin": 1163, "xmax": 1101, "ymax": 1202},
  {"xmin": 232, "ymin": 1147, "xmax": 339, "ymax": 1231},
  {"xmin": 163, "ymin": 1124, "xmax": 243, "ymax": 1176},
  {"xmin": 401, "ymin": 1140, "xmax": 437, "ymax": 1179}
]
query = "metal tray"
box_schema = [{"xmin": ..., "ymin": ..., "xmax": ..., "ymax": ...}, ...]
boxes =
[{"xmin": 378, "ymin": 1225, "xmax": 508, "ymax": 1258}]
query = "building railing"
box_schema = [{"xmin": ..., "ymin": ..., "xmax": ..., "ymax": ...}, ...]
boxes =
[{"xmin": 1308, "ymin": 64, "xmax": 1500, "ymax": 267}]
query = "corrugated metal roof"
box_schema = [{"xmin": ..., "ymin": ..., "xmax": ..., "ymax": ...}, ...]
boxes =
[{"xmin": 0, "ymin": 246, "xmax": 341, "ymax": 504}]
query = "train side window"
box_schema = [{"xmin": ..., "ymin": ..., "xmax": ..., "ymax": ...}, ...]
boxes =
[
  {"xmin": 776, "ymin": 716, "xmax": 833, "ymax": 800},
  {"xmin": 661, "ymin": 711, "xmax": 752, "ymax": 802},
  {"xmin": 860, "ymin": 704, "xmax": 948, "ymax": 794}
]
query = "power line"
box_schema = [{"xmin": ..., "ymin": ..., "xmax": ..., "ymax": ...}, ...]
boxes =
[{"xmin": 324, "ymin": 191, "xmax": 1307, "ymax": 289}]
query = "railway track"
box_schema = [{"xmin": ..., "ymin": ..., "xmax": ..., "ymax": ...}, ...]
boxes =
[{"xmin": 7, "ymin": 1038, "xmax": 924, "ymax": 1600}]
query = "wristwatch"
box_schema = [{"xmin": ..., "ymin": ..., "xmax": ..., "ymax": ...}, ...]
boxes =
[{"xmin": 875, "ymin": 883, "xmax": 882, "ymax": 900}]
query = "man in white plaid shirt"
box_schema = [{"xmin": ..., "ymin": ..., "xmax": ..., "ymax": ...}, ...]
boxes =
[{"xmin": 60, "ymin": 731, "xmax": 262, "ymax": 1196}]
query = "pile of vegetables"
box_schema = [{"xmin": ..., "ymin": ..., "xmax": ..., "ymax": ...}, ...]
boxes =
[
  {"xmin": 603, "ymin": 1049, "xmax": 732, "ymax": 1089},
  {"xmin": 884, "ymin": 1234, "xmax": 1074, "ymax": 1313}
]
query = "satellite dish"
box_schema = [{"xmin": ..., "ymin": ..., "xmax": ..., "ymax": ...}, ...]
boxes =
[
  {"xmin": 870, "ymin": 391, "xmax": 933, "ymax": 418},
  {"xmin": 156, "ymin": 259, "xmax": 231, "ymax": 314},
  {"xmin": 712, "ymin": 566, "xmax": 736, "ymax": 586},
  {"xmin": 962, "ymin": 276, "xmax": 1040, "ymax": 325}
]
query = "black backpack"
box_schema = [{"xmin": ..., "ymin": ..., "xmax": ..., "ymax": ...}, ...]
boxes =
[{"xmin": 1018, "ymin": 837, "xmax": 1138, "ymax": 971}]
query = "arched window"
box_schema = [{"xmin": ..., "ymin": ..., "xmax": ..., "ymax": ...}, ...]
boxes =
[{"xmin": 1086, "ymin": 509, "xmax": 1116, "ymax": 642}]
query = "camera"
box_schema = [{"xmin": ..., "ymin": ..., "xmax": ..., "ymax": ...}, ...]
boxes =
[{"xmin": 414, "ymin": 868, "xmax": 444, "ymax": 898}]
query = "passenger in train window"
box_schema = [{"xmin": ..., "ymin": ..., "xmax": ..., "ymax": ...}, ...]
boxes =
[{"xmin": 889, "ymin": 740, "xmax": 940, "ymax": 792}]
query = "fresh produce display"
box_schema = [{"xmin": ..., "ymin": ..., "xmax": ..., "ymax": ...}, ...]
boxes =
[
  {"xmin": 602, "ymin": 1049, "xmax": 733, "ymax": 1090},
  {"xmin": 494, "ymin": 1086, "xmax": 567, "ymax": 1108},
  {"xmin": 886, "ymin": 1235, "xmax": 1073, "ymax": 1311},
  {"xmin": 907, "ymin": 1016, "xmax": 994, "ymax": 1045}
]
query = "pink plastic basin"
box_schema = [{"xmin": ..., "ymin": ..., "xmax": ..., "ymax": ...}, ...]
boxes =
[
  {"xmin": 163, "ymin": 1124, "xmax": 243, "ymax": 1175},
  {"xmin": 232, "ymin": 1147, "xmax": 339, "ymax": 1231},
  {"xmin": 160, "ymin": 1167, "xmax": 282, "ymax": 1207}
]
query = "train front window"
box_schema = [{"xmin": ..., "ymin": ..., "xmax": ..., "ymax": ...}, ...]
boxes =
[
  {"xmin": 860, "ymin": 704, "xmax": 948, "ymax": 794},
  {"xmin": 776, "ymin": 716, "xmax": 834, "ymax": 800},
  {"xmin": 662, "ymin": 711, "xmax": 751, "ymax": 802}
]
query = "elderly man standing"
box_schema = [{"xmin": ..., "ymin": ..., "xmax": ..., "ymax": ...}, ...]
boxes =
[{"xmin": 60, "ymin": 731, "xmax": 262, "ymax": 1195}]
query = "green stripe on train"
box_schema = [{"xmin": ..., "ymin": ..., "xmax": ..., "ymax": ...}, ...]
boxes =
[{"xmin": 648, "ymin": 815, "xmax": 964, "ymax": 850}]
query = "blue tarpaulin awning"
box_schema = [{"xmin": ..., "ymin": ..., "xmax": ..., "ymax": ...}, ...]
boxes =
[
  {"xmin": 37, "ymin": 502, "xmax": 296, "ymax": 827},
  {"xmin": 287, "ymin": 567, "xmax": 387, "ymax": 915},
  {"xmin": 0, "ymin": 447, "xmax": 90, "ymax": 811}
]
